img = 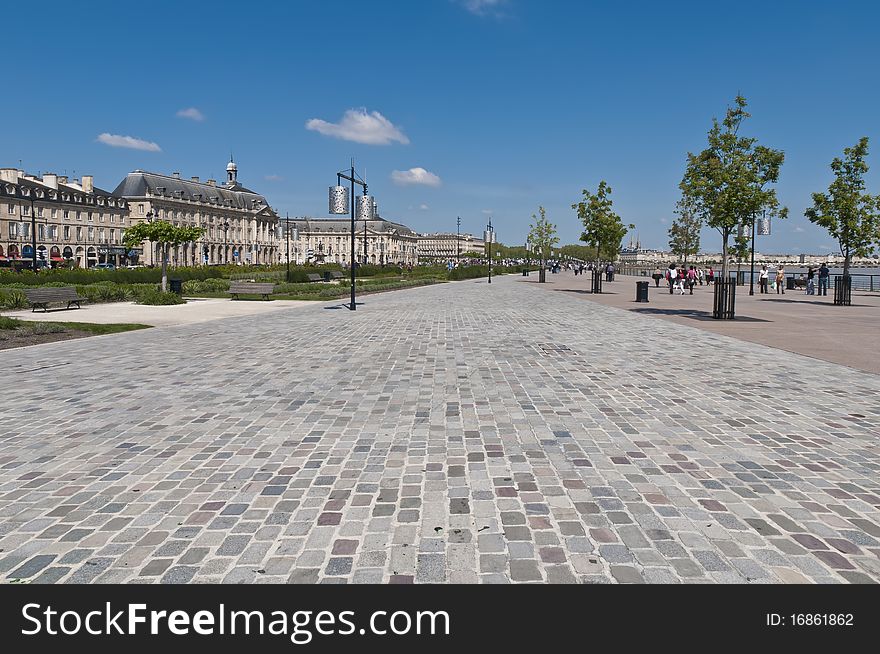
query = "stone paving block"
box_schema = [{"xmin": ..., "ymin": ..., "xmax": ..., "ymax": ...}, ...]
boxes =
[{"xmin": 0, "ymin": 275, "xmax": 878, "ymax": 587}]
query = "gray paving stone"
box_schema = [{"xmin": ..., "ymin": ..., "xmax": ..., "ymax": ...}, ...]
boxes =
[{"xmin": 0, "ymin": 275, "xmax": 877, "ymax": 586}]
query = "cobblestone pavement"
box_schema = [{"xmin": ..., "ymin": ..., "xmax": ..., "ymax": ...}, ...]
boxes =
[{"xmin": 1, "ymin": 275, "xmax": 879, "ymax": 584}]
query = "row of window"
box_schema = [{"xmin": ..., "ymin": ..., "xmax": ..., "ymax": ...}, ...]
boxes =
[
  {"xmin": 4, "ymin": 204, "xmax": 126, "ymax": 223},
  {"xmin": 0, "ymin": 223, "xmax": 125, "ymax": 243}
]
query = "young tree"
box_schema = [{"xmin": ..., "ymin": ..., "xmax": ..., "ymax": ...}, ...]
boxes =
[
  {"xmin": 527, "ymin": 206, "xmax": 559, "ymax": 282},
  {"xmin": 123, "ymin": 221, "xmax": 205, "ymax": 292},
  {"xmin": 573, "ymin": 181, "xmax": 633, "ymax": 265},
  {"xmin": 667, "ymin": 197, "xmax": 701, "ymax": 265},
  {"xmin": 805, "ymin": 137, "xmax": 880, "ymax": 277},
  {"xmin": 680, "ymin": 95, "xmax": 786, "ymax": 280}
]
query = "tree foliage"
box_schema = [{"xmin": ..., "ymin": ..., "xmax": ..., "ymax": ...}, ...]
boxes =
[
  {"xmin": 573, "ymin": 181, "xmax": 632, "ymax": 262},
  {"xmin": 527, "ymin": 206, "xmax": 559, "ymax": 279},
  {"xmin": 667, "ymin": 197, "xmax": 701, "ymax": 264},
  {"xmin": 805, "ymin": 137, "xmax": 880, "ymax": 277},
  {"xmin": 680, "ymin": 95, "xmax": 786, "ymax": 279},
  {"xmin": 123, "ymin": 220, "xmax": 205, "ymax": 292}
]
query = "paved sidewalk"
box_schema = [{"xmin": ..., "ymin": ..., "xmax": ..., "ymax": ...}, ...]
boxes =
[
  {"xmin": 0, "ymin": 276, "xmax": 878, "ymax": 584},
  {"xmin": 4, "ymin": 297, "xmax": 313, "ymax": 327},
  {"xmin": 528, "ymin": 273, "xmax": 880, "ymax": 374}
]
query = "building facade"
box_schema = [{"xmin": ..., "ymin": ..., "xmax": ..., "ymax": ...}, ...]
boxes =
[
  {"xmin": 113, "ymin": 160, "xmax": 279, "ymax": 266},
  {"xmin": 282, "ymin": 217, "xmax": 419, "ymax": 266},
  {"xmin": 1, "ymin": 168, "xmax": 131, "ymax": 269},
  {"xmin": 417, "ymin": 232, "xmax": 485, "ymax": 261}
]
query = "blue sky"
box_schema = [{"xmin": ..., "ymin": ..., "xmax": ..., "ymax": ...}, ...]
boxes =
[{"xmin": 4, "ymin": 0, "xmax": 879, "ymax": 253}]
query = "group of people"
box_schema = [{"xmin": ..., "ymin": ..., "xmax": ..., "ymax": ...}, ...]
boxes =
[
  {"xmin": 653, "ymin": 264, "xmax": 714, "ymax": 295},
  {"xmin": 758, "ymin": 263, "xmax": 830, "ymax": 295}
]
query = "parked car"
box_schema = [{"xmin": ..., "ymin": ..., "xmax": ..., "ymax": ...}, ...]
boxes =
[{"xmin": 92, "ymin": 263, "xmax": 116, "ymax": 270}]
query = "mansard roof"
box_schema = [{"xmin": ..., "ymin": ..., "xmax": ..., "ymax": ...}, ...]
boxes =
[{"xmin": 113, "ymin": 170, "xmax": 273, "ymax": 213}]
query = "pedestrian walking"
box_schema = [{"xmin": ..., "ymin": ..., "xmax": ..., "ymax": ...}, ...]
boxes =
[
  {"xmin": 706, "ymin": 266, "xmax": 714, "ymax": 285},
  {"xmin": 666, "ymin": 263, "xmax": 677, "ymax": 295},
  {"xmin": 697, "ymin": 268, "xmax": 704, "ymax": 286},
  {"xmin": 806, "ymin": 267, "xmax": 815, "ymax": 295},
  {"xmin": 652, "ymin": 267, "xmax": 662, "ymax": 287},
  {"xmin": 759, "ymin": 265, "xmax": 769, "ymax": 293},
  {"xmin": 687, "ymin": 265, "xmax": 697, "ymax": 294},
  {"xmin": 775, "ymin": 265, "xmax": 785, "ymax": 294}
]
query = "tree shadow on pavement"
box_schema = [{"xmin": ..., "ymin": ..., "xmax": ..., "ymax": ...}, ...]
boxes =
[{"xmin": 630, "ymin": 307, "xmax": 771, "ymax": 322}]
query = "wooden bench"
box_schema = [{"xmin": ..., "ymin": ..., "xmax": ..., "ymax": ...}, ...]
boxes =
[
  {"xmin": 228, "ymin": 282, "xmax": 276, "ymax": 300},
  {"xmin": 306, "ymin": 273, "xmax": 324, "ymax": 283},
  {"xmin": 328, "ymin": 271, "xmax": 344, "ymax": 280},
  {"xmin": 25, "ymin": 287, "xmax": 86, "ymax": 312}
]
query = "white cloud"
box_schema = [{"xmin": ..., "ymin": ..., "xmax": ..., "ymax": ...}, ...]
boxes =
[
  {"xmin": 96, "ymin": 133, "xmax": 161, "ymax": 152},
  {"xmin": 419, "ymin": 204, "xmax": 430, "ymax": 211},
  {"xmin": 660, "ymin": 218, "xmax": 669, "ymax": 224},
  {"xmin": 459, "ymin": 0, "xmax": 507, "ymax": 15},
  {"xmin": 481, "ymin": 209, "xmax": 493, "ymax": 215},
  {"xmin": 391, "ymin": 167, "xmax": 441, "ymax": 187},
  {"xmin": 264, "ymin": 174, "xmax": 283, "ymax": 182},
  {"xmin": 305, "ymin": 108, "xmax": 409, "ymax": 145},
  {"xmin": 176, "ymin": 107, "xmax": 205, "ymax": 121},
  {"xmin": 794, "ymin": 226, "xmax": 805, "ymax": 233}
]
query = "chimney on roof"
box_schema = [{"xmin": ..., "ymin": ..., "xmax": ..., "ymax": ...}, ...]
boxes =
[
  {"xmin": 172, "ymin": 171, "xmax": 180, "ymax": 179},
  {"xmin": 42, "ymin": 173, "xmax": 58, "ymax": 189},
  {"xmin": 58, "ymin": 175, "xmax": 68, "ymax": 184},
  {"xmin": 82, "ymin": 175, "xmax": 94, "ymax": 193},
  {"xmin": 191, "ymin": 176, "xmax": 200, "ymax": 183},
  {"xmin": 206, "ymin": 179, "xmax": 216, "ymax": 187}
]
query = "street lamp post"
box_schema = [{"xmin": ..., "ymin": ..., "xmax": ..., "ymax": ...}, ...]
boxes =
[
  {"xmin": 486, "ymin": 216, "xmax": 494, "ymax": 284},
  {"xmin": 456, "ymin": 215, "xmax": 461, "ymax": 268},
  {"xmin": 330, "ymin": 162, "xmax": 368, "ymax": 311},
  {"xmin": 749, "ymin": 211, "xmax": 760, "ymax": 296},
  {"xmin": 285, "ymin": 214, "xmax": 293, "ymax": 282},
  {"xmin": 222, "ymin": 220, "xmax": 230, "ymax": 264},
  {"xmin": 28, "ymin": 192, "xmax": 38, "ymax": 272}
]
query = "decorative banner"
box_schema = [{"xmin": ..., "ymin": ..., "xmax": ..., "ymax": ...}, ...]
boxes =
[
  {"xmin": 329, "ymin": 186, "xmax": 349, "ymax": 214},
  {"xmin": 356, "ymin": 195, "xmax": 375, "ymax": 220},
  {"xmin": 757, "ymin": 216, "xmax": 771, "ymax": 235}
]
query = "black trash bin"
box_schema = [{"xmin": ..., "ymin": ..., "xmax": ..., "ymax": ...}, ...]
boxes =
[
  {"xmin": 169, "ymin": 279, "xmax": 183, "ymax": 295},
  {"xmin": 786, "ymin": 276, "xmax": 796, "ymax": 291},
  {"xmin": 636, "ymin": 281, "xmax": 649, "ymax": 303},
  {"xmin": 324, "ymin": 271, "xmax": 331, "ymax": 282}
]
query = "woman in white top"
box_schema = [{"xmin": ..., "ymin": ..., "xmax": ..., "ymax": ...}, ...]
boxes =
[{"xmin": 759, "ymin": 265, "xmax": 769, "ymax": 294}]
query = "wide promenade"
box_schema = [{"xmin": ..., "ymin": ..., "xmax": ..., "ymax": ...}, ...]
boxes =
[{"xmin": 1, "ymin": 275, "xmax": 878, "ymax": 584}]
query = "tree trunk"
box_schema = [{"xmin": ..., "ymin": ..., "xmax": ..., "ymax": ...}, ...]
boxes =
[
  {"xmin": 161, "ymin": 244, "xmax": 169, "ymax": 292},
  {"xmin": 720, "ymin": 232, "xmax": 729, "ymax": 280},
  {"xmin": 843, "ymin": 246, "xmax": 850, "ymax": 278}
]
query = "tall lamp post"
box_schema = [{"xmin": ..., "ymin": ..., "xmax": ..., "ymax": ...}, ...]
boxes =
[
  {"xmin": 456, "ymin": 215, "xmax": 461, "ymax": 267},
  {"xmin": 485, "ymin": 216, "xmax": 494, "ymax": 284},
  {"xmin": 27, "ymin": 191, "xmax": 38, "ymax": 272},
  {"xmin": 221, "ymin": 220, "xmax": 230, "ymax": 264},
  {"xmin": 145, "ymin": 209, "xmax": 157, "ymax": 267},
  {"xmin": 329, "ymin": 162, "xmax": 369, "ymax": 311}
]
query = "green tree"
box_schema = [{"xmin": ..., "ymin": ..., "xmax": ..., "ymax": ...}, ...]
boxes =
[
  {"xmin": 573, "ymin": 181, "xmax": 633, "ymax": 264},
  {"xmin": 667, "ymin": 197, "xmax": 702, "ymax": 265},
  {"xmin": 123, "ymin": 221, "xmax": 205, "ymax": 292},
  {"xmin": 680, "ymin": 95, "xmax": 786, "ymax": 280},
  {"xmin": 805, "ymin": 137, "xmax": 880, "ymax": 277},
  {"xmin": 527, "ymin": 206, "xmax": 559, "ymax": 282}
]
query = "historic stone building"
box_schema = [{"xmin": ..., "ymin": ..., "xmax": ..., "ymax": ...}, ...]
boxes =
[
  {"xmin": 283, "ymin": 216, "xmax": 419, "ymax": 266},
  {"xmin": 113, "ymin": 159, "xmax": 279, "ymax": 266},
  {"xmin": 417, "ymin": 232, "xmax": 485, "ymax": 261},
  {"xmin": 0, "ymin": 168, "xmax": 131, "ymax": 269}
]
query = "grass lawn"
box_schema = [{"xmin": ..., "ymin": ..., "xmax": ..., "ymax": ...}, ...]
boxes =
[{"xmin": 0, "ymin": 317, "xmax": 151, "ymax": 350}]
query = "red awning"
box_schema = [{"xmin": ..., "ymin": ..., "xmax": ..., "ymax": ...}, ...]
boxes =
[{"xmin": 50, "ymin": 256, "xmax": 64, "ymax": 261}]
